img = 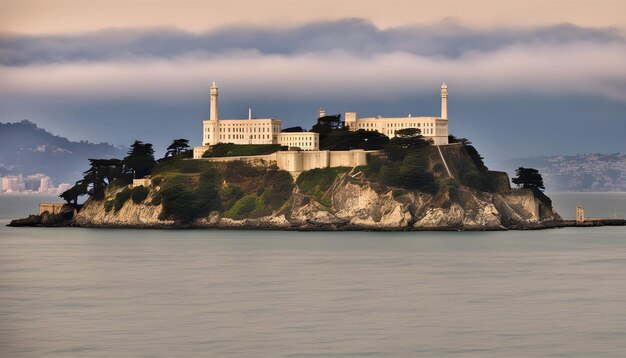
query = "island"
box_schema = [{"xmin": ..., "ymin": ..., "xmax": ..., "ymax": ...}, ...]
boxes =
[{"xmin": 9, "ymin": 83, "xmax": 574, "ymax": 230}]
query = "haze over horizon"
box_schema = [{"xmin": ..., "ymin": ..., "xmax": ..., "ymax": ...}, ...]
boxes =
[{"xmin": 1, "ymin": 0, "xmax": 625, "ymax": 169}]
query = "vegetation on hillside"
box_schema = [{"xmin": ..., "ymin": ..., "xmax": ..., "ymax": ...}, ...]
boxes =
[
  {"xmin": 362, "ymin": 128, "xmax": 438, "ymax": 193},
  {"xmin": 296, "ymin": 167, "xmax": 351, "ymax": 205},
  {"xmin": 202, "ymin": 143, "xmax": 284, "ymax": 157},
  {"xmin": 61, "ymin": 138, "xmax": 188, "ymax": 205},
  {"xmin": 149, "ymin": 159, "xmax": 295, "ymax": 222}
]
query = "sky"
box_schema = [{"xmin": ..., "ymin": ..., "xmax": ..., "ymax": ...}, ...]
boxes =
[{"xmin": 1, "ymin": 0, "xmax": 625, "ymax": 169}]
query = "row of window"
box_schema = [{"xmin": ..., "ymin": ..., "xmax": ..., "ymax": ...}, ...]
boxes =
[
  {"xmin": 205, "ymin": 134, "xmax": 272, "ymax": 140},
  {"xmin": 206, "ymin": 127, "xmax": 277, "ymax": 133},
  {"xmin": 358, "ymin": 121, "xmax": 433, "ymax": 129}
]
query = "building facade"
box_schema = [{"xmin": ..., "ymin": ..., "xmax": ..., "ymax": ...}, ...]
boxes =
[
  {"xmin": 344, "ymin": 83, "xmax": 450, "ymax": 145},
  {"xmin": 194, "ymin": 82, "xmax": 451, "ymax": 159},
  {"xmin": 199, "ymin": 82, "xmax": 319, "ymax": 153}
]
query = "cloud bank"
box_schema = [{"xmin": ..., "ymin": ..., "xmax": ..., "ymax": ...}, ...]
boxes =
[{"xmin": 1, "ymin": 19, "xmax": 626, "ymax": 102}]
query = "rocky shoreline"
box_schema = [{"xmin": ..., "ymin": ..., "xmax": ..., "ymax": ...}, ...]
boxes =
[{"xmin": 9, "ymin": 172, "xmax": 571, "ymax": 231}]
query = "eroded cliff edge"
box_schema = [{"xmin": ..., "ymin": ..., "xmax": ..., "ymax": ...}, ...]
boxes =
[
  {"xmin": 73, "ymin": 169, "xmax": 559, "ymax": 231},
  {"xmin": 12, "ymin": 143, "xmax": 561, "ymax": 230}
]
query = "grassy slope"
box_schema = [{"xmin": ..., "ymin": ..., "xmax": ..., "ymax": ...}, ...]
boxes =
[
  {"xmin": 150, "ymin": 159, "xmax": 294, "ymax": 221},
  {"xmin": 202, "ymin": 144, "xmax": 283, "ymax": 157}
]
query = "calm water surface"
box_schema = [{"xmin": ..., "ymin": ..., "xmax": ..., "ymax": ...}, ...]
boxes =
[{"xmin": 1, "ymin": 194, "xmax": 625, "ymax": 357}]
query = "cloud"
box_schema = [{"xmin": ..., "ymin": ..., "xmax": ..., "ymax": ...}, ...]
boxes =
[
  {"xmin": 1, "ymin": 41, "xmax": 626, "ymax": 103},
  {"xmin": 1, "ymin": 19, "xmax": 624, "ymax": 65},
  {"xmin": 1, "ymin": 19, "xmax": 625, "ymax": 104}
]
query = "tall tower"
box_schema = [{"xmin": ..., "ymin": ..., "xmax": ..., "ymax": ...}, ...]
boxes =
[
  {"xmin": 207, "ymin": 82, "xmax": 220, "ymax": 145},
  {"xmin": 440, "ymin": 82, "xmax": 448, "ymax": 119},
  {"xmin": 210, "ymin": 81, "xmax": 219, "ymax": 121}
]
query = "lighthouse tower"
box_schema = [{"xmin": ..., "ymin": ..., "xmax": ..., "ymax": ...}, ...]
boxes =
[
  {"xmin": 440, "ymin": 82, "xmax": 448, "ymax": 119},
  {"xmin": 205, "ymin": 82, "xmax": 220, "ymax": 145}
]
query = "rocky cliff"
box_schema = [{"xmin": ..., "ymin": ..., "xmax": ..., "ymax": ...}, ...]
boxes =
[{"xmin": 72, "ymin": 170, "xmax": 560, "ymax": 231}]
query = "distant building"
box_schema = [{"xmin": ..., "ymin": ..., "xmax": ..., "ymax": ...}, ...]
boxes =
[
  {"xmin": 576, "ymin": 206, "xmax": 585, "ymax": 222},
  {"xmin": 193, "ymin": 82, "xmax": 451, "ymax": 159},
  {"xmin": 0, "ymin": 174, "xmax": 70, "ymax": 195},
  {"xmin": 39, "ymin": 176, "xmax": 51, "ymax": 193},
  {"xmin": 195, "ymin": 82, "xmax": 319, "ymax": 157},
  {"xmin": 344, "ymin": 83, "xmax": 449, "ymax": 145},
  {"xmin": 1, "ymin": 176, "xmax": 26, "ymax": 193}
]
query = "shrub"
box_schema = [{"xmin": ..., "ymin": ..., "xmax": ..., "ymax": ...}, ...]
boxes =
[
  {"xmin": 109, "ymin": 177, "xmax": 132, "ymax": 191},
  {"xmin": 151, "ymin": 191, "xmax": 162, "ymax": 206},
  {"xmin": 151, "ymin": 159, "xmax": 214, "ymax": 176},
  {"xmin": 365, "ymin": 154, "xmax": 385, "ymax": 177},
  {"xmin": 262, "ymin": 168, "xmax": 294, "ymax": 210},
  {"xmin": 225, "ymin": 195, "xmax": 261, "ymax": 218},
  {"xmin": 296, "ymin": 167, "xmax": 349, "ymax": 200},
  {"xmin": 398, "ymin": 152, "xmax": 437, "ymax": 192},
  {"xmin": 131, "ymin": 186, "xmax": 149, "ymax": 204},
  {"xmin": 432, "ymin": 163, "xmax": 445, "ymax": 175},
  {"xmin": 114, "ymin": 187, "xmax": 132, "ymax": 211},
  {"xmin": 203, "ymin": 143, "xmax": 282, "ymax": 157},
  {"xmin": 151, "ymin": 177, "xmax": 162, "ymax": 186},
  {"xmin": 221, "ymin": 185, "xmax": 245, "ymax": 210},
  {"xmin": 379, "ymin": 163, "xmax": 400, "ymax": 187},
  {"xmin": 223, "ymin": 160, "xmax": 260, "ymax": 181},
  {"xmin": 104, "ymin": 200, "xmax": 115, "ymax": 212},
  {"xmin": 159, "ymin": 169, "xmax": 221, "ymax": 223}
]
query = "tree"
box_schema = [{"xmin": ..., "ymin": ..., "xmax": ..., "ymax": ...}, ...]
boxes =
[
  {"xmin": 165, "ymin": 139, "xmax": 190, "ymax": 158},
  {"xmin": 311, "ymin": 114, "xmax": 342, "ymax": 141},
  {"xmin": 123, "ymin": 140, "xmax": 156, "ymax": 179},
  {"xmin": 398, "ymin": 151, "xmax": 437, "ymax": 192},
  {"xmin": 385, "ymin": 127, "xmax": 430, "ymax": 161},
  {"xmin": 512, "ymin": 167, "xmax": 545, "ymax": 190},
  {"xmin": 448, "ymin": 135, "xmax": 488, "ymax": 172},
  {"xmin": 82, "ymin": 158, "xmax": 123, "ymax": 200},
  {"xmin": 60, "ymin": 181, "xmax": 88, "ymax": 205},
  {"xmin": 395, "ymin": 128, "xmax": 421, "ymax": 138},
  {"xmin": 281, "ymin": 126, "xmax": 305, "ymax": 133},
  {"xmin": 60, "ymin": 158, "xmax": 122, "ymax": 204},
  {"xmin": 319, "ymin": 129, "xmax": 389, "ymax": 150}
]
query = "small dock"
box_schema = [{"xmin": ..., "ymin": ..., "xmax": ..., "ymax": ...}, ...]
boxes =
[{"xmin": 559, "ymin": 218, "xmax": 625, "ymax": 227}]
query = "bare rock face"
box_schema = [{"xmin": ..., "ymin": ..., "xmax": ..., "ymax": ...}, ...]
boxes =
[
  {"xmin": 71, "ymin": 174, "xmax": 560, "ymax": 231},
  {"xmin": 74, "ymin": 191, "xmax": 172, "ymax": 227},
  {"xmin": 330, "ymin": 179, "xmax": 412, "ymax": 228}
]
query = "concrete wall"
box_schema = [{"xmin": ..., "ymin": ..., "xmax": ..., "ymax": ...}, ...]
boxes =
[
  {"xmin": 132, "ymin": 178, "xmax": 151, "ymax": 188},
  {"xmin": 192, "ymin": 149, "xmax": 367, "ymax": 175},
  {"xmin": 39, "ymin": 203, "xmax": 64, "ymax": 215},
  {"xmin": 193, "ymin": 146, "xmax": 210, "ymax": 159}
]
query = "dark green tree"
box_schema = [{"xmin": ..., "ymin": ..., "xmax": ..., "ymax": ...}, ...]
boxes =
[
  {"xmin": 320, "ymin": 129, "xmax": 389, "ymax": 150},
  {"xmin": 398, "ymin": 151, "xmax": 437, "ymax": 192},
  {"xmin": 165, "ymin": 139, "xmax": 190, "ymax": 158},
  {"xmin": 311, "ymin": 114, "xmax": 342, "ymax": 141},
  {"xmin": 448, "ymin": 135, "xmax": 488, "ymax": 172},
  {"xmin": 385, "ymin": 127, "xmax": 430, "ymax": 161},
  {"xmin": 281, "ymin": 126, "xmax": 305, "ymax": 133},
  {"xmin": 60, "ymin": 181, "xmax": 88, "ymax": 205},
  {"xmin": 512, "ymin": 167, "xmax": 545, "ymax": 190},
  {"xmin": 82, "ymin": 158, "xmax": 123, "ymax": 200},
  {"xmin": 123, "ymin": 140, "xmax": 156, "ymax": 179}
]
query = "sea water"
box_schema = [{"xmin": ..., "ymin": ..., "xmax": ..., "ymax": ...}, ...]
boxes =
[{"xmin": 1, "ymin": 194, "xmax": 625, "ymax": 357}]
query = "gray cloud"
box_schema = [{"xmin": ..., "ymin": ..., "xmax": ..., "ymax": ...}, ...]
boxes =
[{"xmin": 1, "ymin": 19, "xmax": 623, "ymax": 65}]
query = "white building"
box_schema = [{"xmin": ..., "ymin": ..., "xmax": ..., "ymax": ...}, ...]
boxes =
[
  {"xmin": 195, "ymin": 82, "xmax": 319, "ymax": 158},
  {"xmin": 193, "ymin": 82, "xmax": 451, "ymax": 159},
  {"xmin": 344, "ymin": 83, "xmax": 450, "ymax": 145}
]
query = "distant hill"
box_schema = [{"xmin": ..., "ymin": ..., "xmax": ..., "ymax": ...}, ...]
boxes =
[
  {"xmin": 0, "ymin": 120, "xmax": 125, "ymax": 184},
  {"xmin": 505, "ymin": 153, "xmax": 626, "ymax": 192}
]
